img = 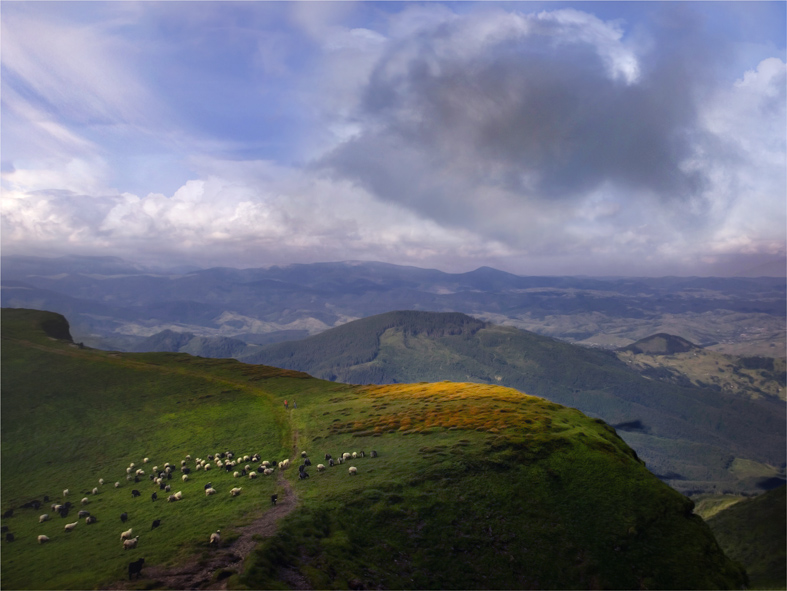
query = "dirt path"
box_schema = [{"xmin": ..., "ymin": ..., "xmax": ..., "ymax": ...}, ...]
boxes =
[
  {"xmin": 109, "ymin": 430, "xmax": 304, "ymax": 589},
  {"xmin": 110, "ymin": 472, "xmax": 298, "ymax": 590}
]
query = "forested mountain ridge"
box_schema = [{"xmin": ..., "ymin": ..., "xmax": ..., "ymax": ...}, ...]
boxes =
[{"xmin": 3, "ymin": 255, "xmax": 784, "ymax": 356}]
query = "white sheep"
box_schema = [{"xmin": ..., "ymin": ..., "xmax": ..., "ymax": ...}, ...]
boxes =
[
  {"xmin": 98, "ymin": 478, "xmax": 104, "ymax": 486},
  {"xmin": 317, "ymin": 464, "xmax": 325, "ymax": 472},
  {"xmin": 348, "ymin": 466, "xmax": 358, "ymax": 475},
  {"xmin": 39, "ymin": 514, "xmax": 50, "ymax": 523},
  {"xmin": 264, "ymin": 468, "xmax": 274, "ymax": 476},
  {"xmin": 86, "ymin": 516, "xmax": 97, "ymax": 524},
  {"xmin": 233, "ymin": 471, "xmax": 240, "ymax": 478},
  {"xmin": 204, "ymin": 463, "xmax": 211, "ymax": 471},
  {"xmin": 205, "ymin": 487, "xmax": 217, "ymax": 496},
  {"xmin": 174, "ymin": 491, "xmax": 183, "ymax": 500},
  {"xmin": 37, "ymin": 535, "xmax": 50, "ymax": 544},
  {"xmin": 230, "ymin": 487, "xmax": 242, "ymax": 497},
  {"xmin": 262, "ymin": 461, "xmax": 271, "ymax": 468},
  {"xmin": 114, "ymin": 481, "xmax": 120, "ymax": 488},
  {"xmin": 81, "ymin": 497, "xmax": 89, "ymax": 505},
  {"xmin": 129, "ymin": 463, "xmax": 135, "ymax": 469},
  {"xmin": 92, "ymin": 487, "xmax": 99, "ymax": 495},
  {"xmin": 209, "ymin": 529, "xmax": 221, "ymax": 545},
  {"xmin": 64, "ymin": 521, "xmax": 78, "ymax": 532},
  {"xmin": 243, "ymin": 455, "xmax": 250, "ymax": 462},
  {"xmin": 186, "ymin": 454, "xmax": 192, "ymax": 460},
  {"xmin": 152, "ymin": 465, "xmax": 159, "ymax": 473},
  {"xmin": 167, "ymin": 494, "xmax": 178, "ymax": 502},
  {"xmin": 342, "ymin": 453, "xmax": 351, "ymax": 461},
  {"xmin": 249, "ymin": 472, "xmax": 258, "ymax": 479},
  {"xmin": 135, "ymin": 469, "xmax": 144, "ymax": 476},
  {"xmin": 123, "ymin": 536, "xmax": 139, "ymax": 550},
  {"xmin": 52, "ymin": 504, "xmax": 62, "ymax": 513},
  {"xmin": 126, "ymin": 467, "xmax": 132, "ymax": 474},
  {"xmin": 63, "ymin": 488, "xmax": 69, "ymax": 497},
  {"xmin": 352, "ymin": 452, "xmax": 358, "ymax": 459},
  {"xmin": 182, "ymin": 474, "xmax": 189, "ymax": 482},
  {"xmin": 121, "ymin": 528, "xmax": 133, "ymax": 541},
  {"xmin": 143, "ymin": 457, "xmax": 149, "ymax": 463}
]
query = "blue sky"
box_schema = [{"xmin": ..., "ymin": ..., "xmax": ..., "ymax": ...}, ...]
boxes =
[{"xmin": 2, "ymin": 1, "xmax": 785, "ymax": 276}]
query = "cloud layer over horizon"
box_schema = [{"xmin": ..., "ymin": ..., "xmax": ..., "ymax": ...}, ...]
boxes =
[{"xmin": 2, "ymin": 2, "xmax": 785, "ymax": 276}]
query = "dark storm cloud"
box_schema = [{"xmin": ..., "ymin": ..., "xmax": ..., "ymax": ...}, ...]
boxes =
[{"xmin": 319, "ymin": 8, "xmax": 716, "ymax": 238}]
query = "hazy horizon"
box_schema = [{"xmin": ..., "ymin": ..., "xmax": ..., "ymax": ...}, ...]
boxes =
[{"xmin": 2, "ymin": 2, "xmax": 785, "ymax": 277}]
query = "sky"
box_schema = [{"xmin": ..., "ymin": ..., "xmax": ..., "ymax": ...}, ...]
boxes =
[{"xmin": 1, "ymin": 1, "xmax": 785, "ymax": 276}]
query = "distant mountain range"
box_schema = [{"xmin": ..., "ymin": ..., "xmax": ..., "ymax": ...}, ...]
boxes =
[{"xmin": 2, "ymin": 255, "xmax": 785, "ymax": 356}]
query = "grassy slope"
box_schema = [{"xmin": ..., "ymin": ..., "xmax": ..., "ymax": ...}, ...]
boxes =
[
  {"xmin": 242, "ymin": 311, "xmax": 786, "ymax": 494},
  {"xmin": 706, "ymin": 485, "xmax": 787, "ymax": 590},
  {"xmin": 1, "ymin": 309, "xmax": 746, "ymax": 590}
]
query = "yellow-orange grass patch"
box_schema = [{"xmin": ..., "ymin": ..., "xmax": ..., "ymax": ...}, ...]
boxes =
[{"xmin": 329, "ymin": 382, "xmax": 560, "ymax": 435}]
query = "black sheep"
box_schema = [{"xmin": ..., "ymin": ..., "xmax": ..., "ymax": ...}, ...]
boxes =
[
  {"xmin": 0, "ymin": 526, "xmax": 8, "ymax": 533},
  {"xmin": 2, "ymin": 509, "xmax": 13, "ymax": 519},
  {"xmin": 151, "ymin": 492, "xmax": 157, "ymax": 502},
  {"xmin": 120, "ymin": 512, "xmax": 128, "ymax": 523},
  {"xmin": 5, "ymin": 533, "xmax": 14, "ymax": 542},
  {"xmin": 329, "ymin": 458, "xmax": 335, "ymax": 467},
  {"xmin": 325, "ymin": 453, "xmax": 332, "ymax": 461},
  {"xmin": 151, "ymin": 519, "xmax": 161, "ymax": 529},
  {"xmin": 298, "ymin": 464, "xmax": 306, "ymax": 473},
  {"xmin": 271, "ymin": 494, "xmax": 278, "ymax": 506},
  {"xmin": 298, "ymin": 471, "xmax": 309, "ymax": 480},
  {"xmin": 58, "ymin": 507, "xmax": 69, "ymax": 518},
  {"xmin": 304, "ymin": 458, "xmax": 312, "ymax": 466},
  {"xmin": 131, "ymin": 490, "xmax": 141, "ymax": 498},
  {"xmin": 204, "ymin": 482, "xmax": 213, "ymax": 490},
  {"xmin": 128, "ymin": 557, "xmax": 145, "ymax": 580},
  {"xmin": 370, "ymin": 450, "xmax": 378, "ymax": 458}
]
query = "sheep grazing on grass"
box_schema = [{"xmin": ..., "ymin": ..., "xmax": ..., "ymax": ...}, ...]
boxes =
[
  {"xmin": 39, "ymin": 514, "xmax": 50, "ymax": 523},
  {"xmin": 81, "ymin": 497, "xmax": 89, "ymax": 505},
  {"xmin": 304, "ymin": 458, "xmax": 312, "ymax": 467},
  {"xmin": 203, "ymin": 463, "xmax": 211, "ymax": 471},
  {"xmin": 209, "ymin": 530, "xmax": 221, "ymax": 546},
  {"xmin": 86, "ymin": 516, "xmax": 97, "ymax": 524},
  {"xmin": 120, "ymin": 513, "xmax": 128, "ymax": 523},
  {"xmin": 174, "ymin": 491, "xmax": 182, "ymax": 501},
  {"xmin": 342, "ymin": 453, "xmax": 351, "ymax": 461},
  {"xmin": 77, "ymin": 510, "xmax": 90, "ymax": 519},
  {"xmin": 248, "ymin": 471, "xmax": 258, "ymax": 479},
  {"xmin": 151, "ymin": 493, "xmax": 157, "ymax": 502},
  {"xmin": 63, "ymin": 489, "xmax": 69, "ymax": 497},
  {"xmin": 271, "ymin": 494, "xmax": 278, "ymax": 506},
  {"xmin": 230, "ymin": 487, "xmax": 242, "ymax": 497},
  {"xmin": 99, "ymin": 478, "xmax": 104, "ymax": 486},
  {"xmin": 5, "ymin": 533, "xmax": 14, "ymax": 542},
  {"xmin": 264, "ymin": 468, "xmax": 274, "ymax": 476},
  {"xmin": 329, "ymin": 459, "xmax": 335, "ymax": 467},
  {"xmin": 352, "ymin": 452, "xmax": 357, "ymax": 459},
  {"xmin": 131, "ymin": 490, "xmax": 141, "ymax": 498},
  {"xmin": 151, "ymin": 519, "xmax": 161, "ymax": 529},
  {"xmin": 92, "ymin": 487, "xmax": 99, "ymax": 495},
  {"xmin": 128, "ymin": 557, "xmax": 145, "ymax": 580},
  {"xmin": 64, "ymin": 521, "xmax": 78, "ymax": 532},
  {"xmin": 167, "ymin": 495, "xmax": 178, "ymax": 503},
  {"xmin": 205, "ymin": 487, "xmax": 217, "ymax": 496},
  {"xmin": 370, "ymin": 450, "xmax": 378, "ymax": 458},
  {"xmin": 348, "ymin": 466, "xmax": 358, "ymax": 476},
  {"xmin": 181, "ymin": 474, "xmax": 189, "ymax": 482},
  {"xmin": 298, "ymin": 471, "xmax": 309, "ymax": 480},
  {"xmin": 233, "ymin": 471, "xmax": 240, "ymax": 478},
  {"xmin": 143, "ymin": 457, "xmax": 149, "ymax": 463},
  {"xmin": 123, "ymin": 536, "xmax": 139, "ymax": 550},
  {"xmin": 301, "ymin": 451, "xmax": 307, "ymax": 458},
  {"xmin": 324, "ymin": 453, "xmax": 332, "ymax": 461},
  {"xmin": 37, "ymin": 535, "xmax": 50, "ymax": 544},
  {"xmin": 115, "ymin": 482, "xmax": 120, "ymax": 488},
  {"xmin": 317, "ymin": 464, "xmax": 326, "ymax": 472},
  {"xmin": 121, "ymin": 528, "xmax": 133, "ymax": 541}
]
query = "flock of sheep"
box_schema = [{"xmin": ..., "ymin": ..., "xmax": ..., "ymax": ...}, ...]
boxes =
[{"xmin": 6, "ymin": 445, "xmax": 378, "ymax": 564}]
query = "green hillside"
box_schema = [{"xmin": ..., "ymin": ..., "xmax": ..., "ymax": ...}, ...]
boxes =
[
  {"xmin": 706, "ymin": 485, "xmax": 786, "ymax": 590},
  {"xmin": 1, "ymin": 309, "xmax": 747, "ymax": 589},
  {"xmin": 241, "ymin": 311, "xmax": 786, "ymax": 495}
]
